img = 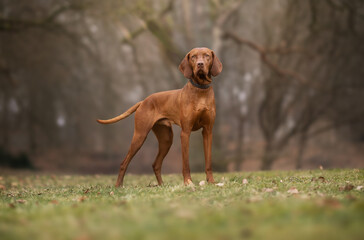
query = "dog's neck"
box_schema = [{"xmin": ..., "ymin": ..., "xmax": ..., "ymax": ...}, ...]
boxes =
[{"xmin": 189, "ymin": 79, "xmax": 211, "ymax": 89}]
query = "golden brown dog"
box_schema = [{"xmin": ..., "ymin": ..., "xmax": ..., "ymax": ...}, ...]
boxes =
[{"xmin": 97, "ymin": 47, "xmax": 223, "ymax": 187}]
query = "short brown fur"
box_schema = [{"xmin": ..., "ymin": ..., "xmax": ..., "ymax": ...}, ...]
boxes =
[{"xmin": 97, "ymin": 47, "xmax": 223, "ymax": 187}]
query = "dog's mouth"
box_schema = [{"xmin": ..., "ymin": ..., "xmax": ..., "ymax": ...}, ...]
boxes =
[
  {"xmin": 196, "ymin": 69, "xmax": 207, "ymax": 78},
  {"xmin": 197, "ymin": 71, "xmax": 206, "ymax": 78},
  {"xmin": 195, "ymin": 70, "xmax": 212, "ymax": 84}
]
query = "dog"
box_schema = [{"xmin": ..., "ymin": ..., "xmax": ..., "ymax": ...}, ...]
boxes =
[{"xmin": 97, "ymin": 47, "xmax": 223, "ymax": 187}]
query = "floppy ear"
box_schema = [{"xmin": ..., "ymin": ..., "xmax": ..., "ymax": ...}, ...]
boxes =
[
  {"xmin": 178, "ymin": 53, "xmax": 192, "ymax": 79},
  {"xmin": 210, "ymin": 51, "xmax": 223, "ymax": 77}
]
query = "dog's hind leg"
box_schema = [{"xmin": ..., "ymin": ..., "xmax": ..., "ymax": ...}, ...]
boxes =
[
  {"xmin": 115, "ymin": 112, "xmax": 154, "ymax": 187},
  {"xmin": 152, "ymin": 121, "xmax": 173, "ymax": 185}
]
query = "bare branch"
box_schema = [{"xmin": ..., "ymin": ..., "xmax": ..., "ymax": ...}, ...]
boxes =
[
  {"xmin": 0, "ymin": 2, "xmax": 88, "ymax": 32},
  {"xmin": 224, "ymin": 31, "xmax": 307, "ymax": 84},
  {"xmin": 308, "ymin": 110, "xmax": 364, "ymax": 138}
]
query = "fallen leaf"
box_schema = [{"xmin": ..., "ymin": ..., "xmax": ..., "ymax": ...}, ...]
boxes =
[
  {"xmin": 340, "ymin": 184, "xmax": 354, "ymax": 191},
  {"xmin": 199, "ymin": 180, "xmax": 206, "ymax": 186},
  {"xmin": 16, "ymin": 199, "xmax": 27, "ymax": 204},
  {"xmin": 78, "ymin": 196, "xmax": 87, "ymax": 202},
  {"xmin": 84, "ymin": 189, "xmax": 90, "ymax": 194},
  {"xmin": 317, "ymin": 198, "xmax": 341, "ymax": 209},
  {"xmin": 9, "ymin": 203, "xmax": 15, "ymax": 208},
  {"xmin": 319, "ymin": 165, "xmax": 324, "ymax": 170},
  {"xmin": 215, "ymin": 183, "xmax": 224, "ymax": 187},
  {"xmin": 109, "ymin": 191, "xmax": 114, "ymax": 196},
  {"xmin": 356, "ymin": 186, "xmax": 363, "ymax": 191},
  {"xmin": 0, "ymin": 184, "xmax": 6, "ymax": 190},
  {"xmin": 311, "ymin": 176, "xmax": 326, "ymax": 183},
  {"xmin": 242, "ymin": 179, "xmax": 248, "ymax": 184},
  {"xmin": 263, "ymin": 188, "xmax": 274, "ymax": 193},
  {"xmin": 280, "ymin": 180, "xmax": 283, "ymax": 183},
  {"xmin": 50, "ymin": 200, "xmax": 59, "ymax": 205},
  {"xmin": 287, "ymin": 187, "xmax": 299, "ymax": 194},
  {"xmin": 318, "ymin": 176, "xmax": 326, "ymax": 182},
  {"xmin": 147, "ymin": 182, "xmax": 158, "ymax": 187}
]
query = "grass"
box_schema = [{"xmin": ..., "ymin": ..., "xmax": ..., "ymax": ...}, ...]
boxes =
[{"xmin": 0, "ymin": 169, "xmax": 363, "ymax": 240}]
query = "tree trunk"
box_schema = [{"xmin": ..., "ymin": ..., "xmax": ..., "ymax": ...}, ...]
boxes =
[
  {"xmin": 211, "ymin": 19, "xmax": 224, "ymax": 164},
  {"xmin": 261, "ymin": 142, "xmax": 278, "ymax": 170},
  {"xmin": 235, "ymin": 116, "xmax": 244, "ymax": 171},
  {"xmin": 182, "ymin": 0, "xmax": 193, "ymax": 48},
  {"xmin": 1, "ymin": 92, "xmax": 9, "ymax": 149},
  {"xmin": 26, "ymin": 85, "xmax": 37, "ymax": 154},
  {"xmin": 295, "ymin": 131, "xmax": 308, "ymax": 169},
  {"xmin": 27, "ymin": 111, "xmax": 37, "ymax": 154}
]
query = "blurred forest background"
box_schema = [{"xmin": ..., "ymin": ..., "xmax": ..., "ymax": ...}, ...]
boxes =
[{"xmin": 1, "ymin": 0, "xmax": 363, "ymax": 174}]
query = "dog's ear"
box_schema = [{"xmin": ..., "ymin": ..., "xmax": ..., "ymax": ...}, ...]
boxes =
[
  {"xmin": 210, "ymin": 51, "xmax": 223, "ymax": 77},
  {"xmin": 179, "ymin": 53, "xmax": 192, "ymax": 79}
]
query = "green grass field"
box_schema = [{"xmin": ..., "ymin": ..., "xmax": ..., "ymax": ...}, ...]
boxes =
[{"xmin": 0, "ymin": 169, "xmax": 363, "ymax": 240}]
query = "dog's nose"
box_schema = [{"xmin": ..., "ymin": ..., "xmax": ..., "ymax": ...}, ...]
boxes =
[{"xmin": 197, "ymin": 62, "xmax": 204, "ymax": 68}]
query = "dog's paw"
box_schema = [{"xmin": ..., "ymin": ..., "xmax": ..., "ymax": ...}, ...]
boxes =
[
  {"xmin": 207, "ymin": 178, "xmax": 215, "ymax": 184},
  {"xmin": 185, "ymin": 179, "xmax": 195, "ymax": 186},
  {"xmin": 185, "ymin": 179, "xmax": 196, "ymax": 191}
]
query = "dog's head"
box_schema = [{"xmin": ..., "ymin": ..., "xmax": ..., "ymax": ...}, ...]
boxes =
[{"xmin": 179, "ymin": 47, "xmax": 223, "ymax": 85}]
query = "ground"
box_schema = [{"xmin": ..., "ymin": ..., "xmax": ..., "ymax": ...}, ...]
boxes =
[{"xmin": 0, "ymin": 169, "xmax": 363, "ymax": 240}]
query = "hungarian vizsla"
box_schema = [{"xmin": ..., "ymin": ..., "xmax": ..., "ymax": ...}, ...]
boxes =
[{"xmin": 97, "ymin": 47, "xmax": 223, "ymax": 187}]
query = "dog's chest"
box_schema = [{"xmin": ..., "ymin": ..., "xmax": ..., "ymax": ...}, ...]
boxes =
[
  {"xmin": 193, "ymin": 99, "xmax": 210, "ymax": 112},
  {"xmin": 181, "ymin": 86, "xmax": 215, "ymax": 114},
  {"xmin": 193, "ymin": 103, "xmax": 209, "ymax": 112}
]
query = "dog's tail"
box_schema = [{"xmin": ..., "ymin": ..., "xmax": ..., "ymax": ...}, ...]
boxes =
[{"xmin": 97, "ymin": 101, "xmax": 142, "ymax": 124}]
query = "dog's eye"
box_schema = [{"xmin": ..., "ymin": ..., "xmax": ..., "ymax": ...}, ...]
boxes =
[
  {"xmin": 191, "ymin": 55, "xmax": 196, "ymax": 60},
  {"xmin": 204, "ymin": 54, "xmax": 210, "ymax": 58}
]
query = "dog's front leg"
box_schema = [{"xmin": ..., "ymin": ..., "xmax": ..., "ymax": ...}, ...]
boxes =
[
  {"xmin": 202, "ymin": 127, "xmax": 215, "ymax": 183},
  {"xmin": 181, "ymin": 129, "xmax": 193, "ymax": 185}
]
